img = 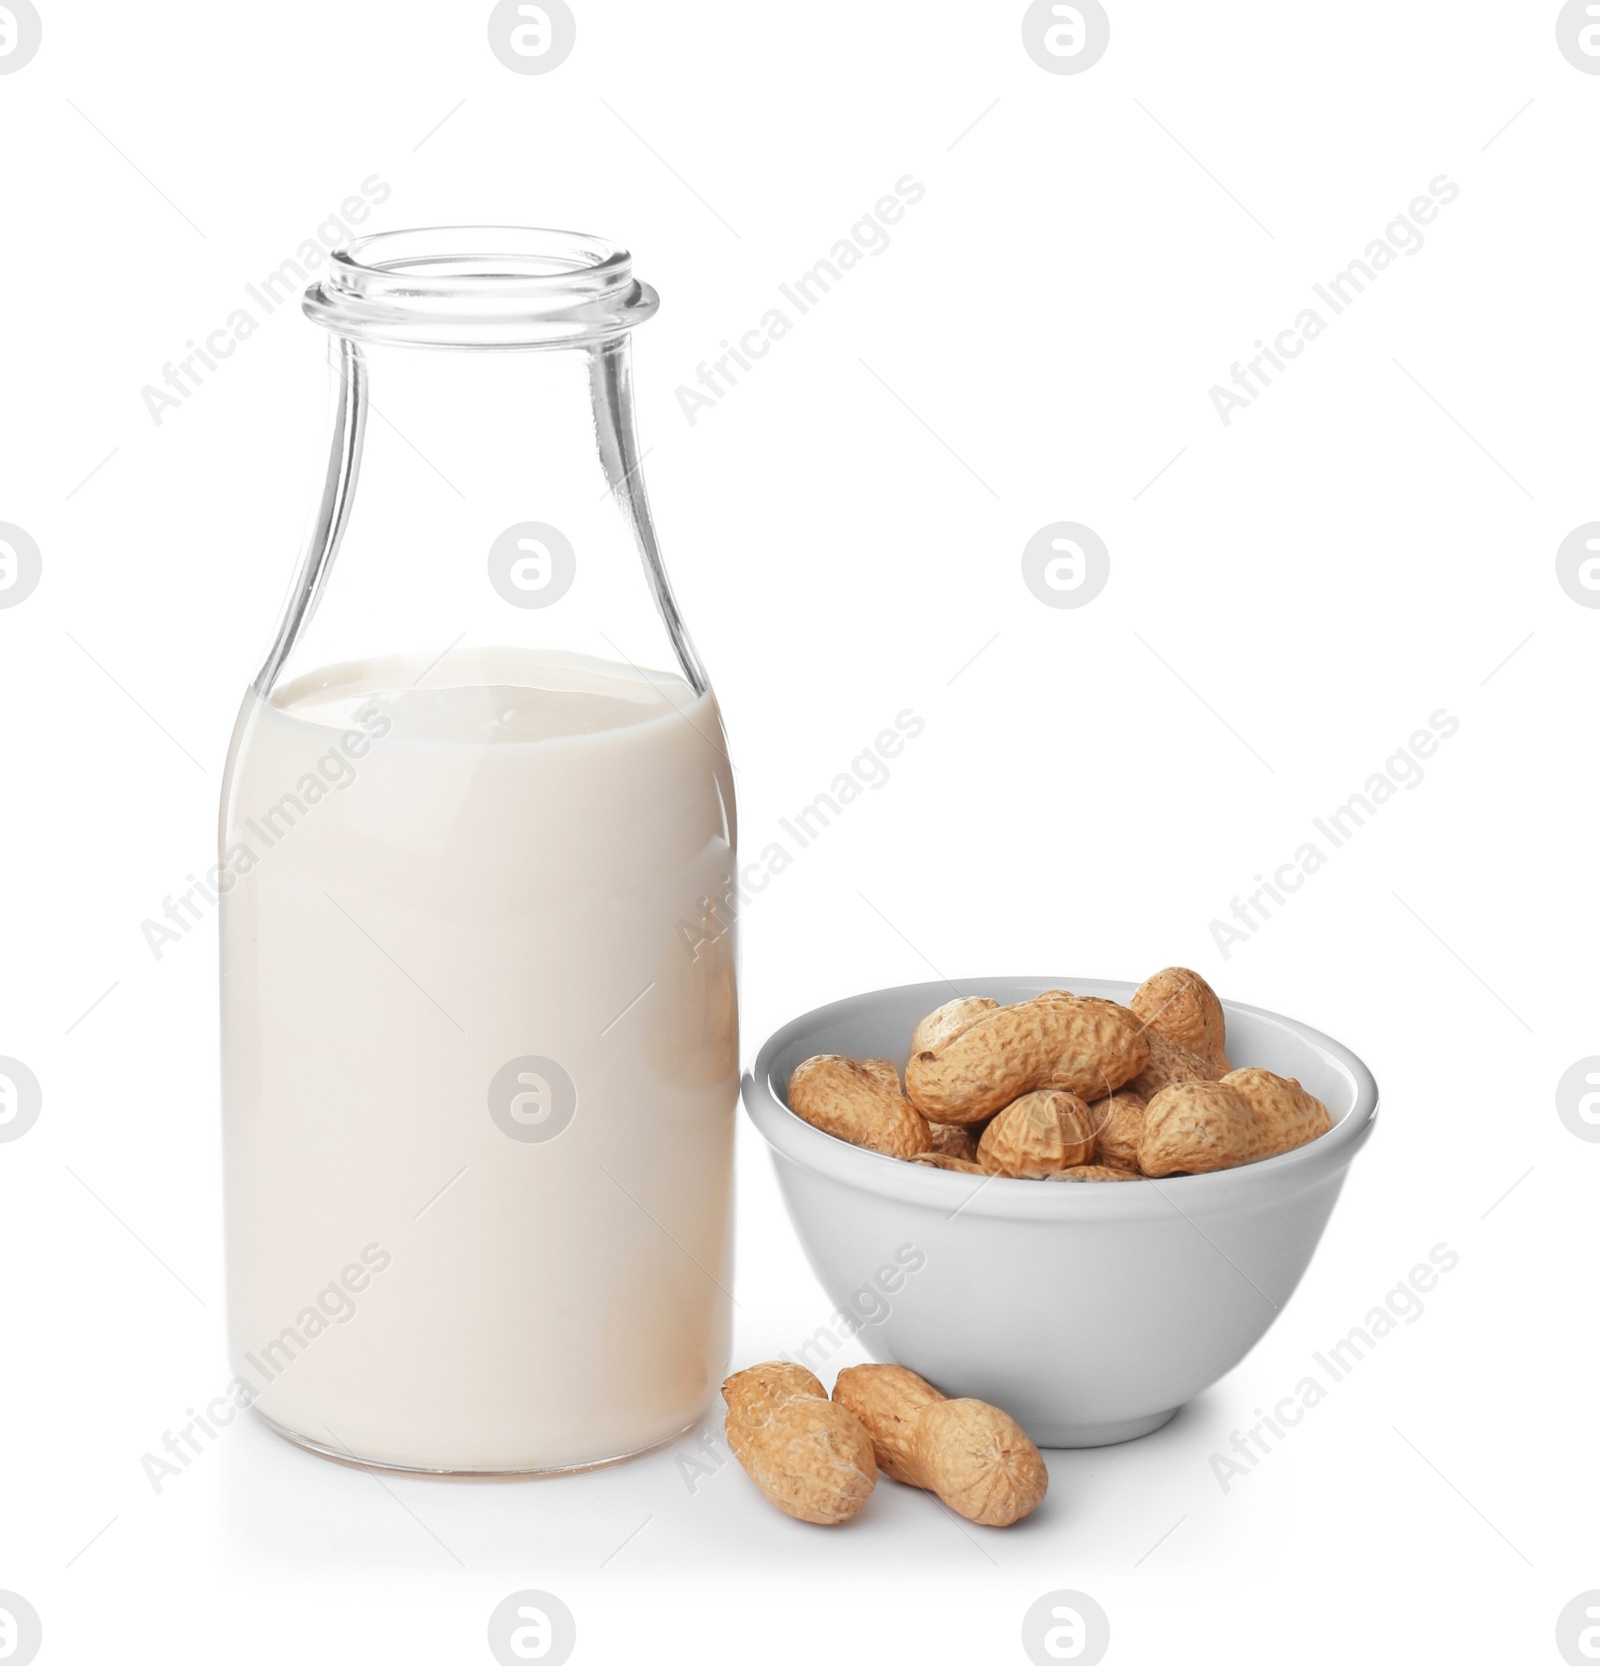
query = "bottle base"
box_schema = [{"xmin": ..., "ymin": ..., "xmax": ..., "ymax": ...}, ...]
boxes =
[{"xmin": 251, "ymin": 1405, "xmax": 706, "ymax": 1478}]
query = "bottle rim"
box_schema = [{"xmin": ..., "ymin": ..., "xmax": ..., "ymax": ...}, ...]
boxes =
[{"xmin": 302, "ymin": 225, "xmax": 660, "ymax": 348}]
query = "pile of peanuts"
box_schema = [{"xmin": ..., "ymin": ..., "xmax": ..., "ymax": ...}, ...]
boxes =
[{"xmin": 787, "ymin": 968, "xmax": 1332, "ymax": 1179}]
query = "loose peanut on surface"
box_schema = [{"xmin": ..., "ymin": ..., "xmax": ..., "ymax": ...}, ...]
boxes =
[
  {"xmin": 905, "ymin": 994, "xmax": 1148, "ymax": 1124},
  {"xmin": 784, "ymin": 969, "xmax": 1334, "ymax": 1181},
  {"xmin": 722, "ymin": 1362, "xmax": 878, "ymax": 1525},
  {"xmin": 1131, "ymin": 966, "xmax": 1232, "ymax": 1073},
  {"xmin": 909, "ymin": 1399, "xmax": 1050, "ymax": 1527},
  {"xmin": 787, "ymin": 1054, "xmax": 930, "ymax": 1159},
  {"xmin": 977, "ymin": 1090, "xmax": 1097, "ymax": 1178},
  {"xmin": 834, "ymin": 1363, "xmax": 1048, "ymax": 1527},
  {"xmin": 1139, "ymin": 1068, "xmax": 1333, "ymax": 1176},
  {"xmin": 829, "ymin": 1363, "xmax": 942, "ymax": 1483}
]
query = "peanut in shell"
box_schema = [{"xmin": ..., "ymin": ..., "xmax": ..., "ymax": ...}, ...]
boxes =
[
  {"xmin": 905, "ymin": 995, "xmax": 1147, "ymax": 1125},
  {"xmin": 1131, "ymin": 966, "xmax": 1231, "ymax": 1072},
  {"xmin": 1086, "ymin": 1089, "xmax": 1148, "ymax": 1171},
  {"xmin": 722, "ymin": 1362, "xmax": 878, "ymax": 1525},
  {"xmin": 832, "ymin": 1363, "xmax": 1048, "ymax": 1527},
  {"xmin": 978, "ymin": 1089, "xmax": 1097, "ymax": 1178},
  {"xmin": 1129, "ymin": 1029, "xmax": 1221, "ymax": 1102},
  {"xmin": 788, "ymin": 1054, "xmax": 930, "ymax": 1159},
  {"xmin": 910, "ymin": 995, "xmax": 1000, "ymax": 1056},
  {"xmin": 1139, "ymin": 1068, "xmax": 1332, "ymax": 1176}
]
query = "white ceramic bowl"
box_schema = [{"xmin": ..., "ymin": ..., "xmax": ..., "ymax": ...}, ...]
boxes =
[{"xmin": 742, "ymin": 976, "xmax": 1378, "ymax": 1448}]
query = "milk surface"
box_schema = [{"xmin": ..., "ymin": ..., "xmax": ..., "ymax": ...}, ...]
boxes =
[{"xmin": 220, "ymin": 649, "xmax": 737, "ymax": 1471}]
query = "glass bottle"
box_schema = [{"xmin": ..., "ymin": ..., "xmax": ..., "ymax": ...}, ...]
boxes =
[{"xmin": 218, "ymin": 228, "xmax": 737, "ymax": 1475}]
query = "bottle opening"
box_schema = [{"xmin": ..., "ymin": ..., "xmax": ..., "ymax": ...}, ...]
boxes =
[{"xmin": 303, "ymin": 225, "xmax": 660, "ymax": 349}]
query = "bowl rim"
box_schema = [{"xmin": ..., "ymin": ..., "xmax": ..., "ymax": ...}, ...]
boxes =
[{"xmin": 741, "ymin": 976, "xmax": 1379, "ymax": 1222}]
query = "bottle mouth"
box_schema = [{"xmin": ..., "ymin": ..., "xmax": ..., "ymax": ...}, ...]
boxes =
[{"xmin": 303, "ymin": 226, "xmax": 660, "ymax": 348}]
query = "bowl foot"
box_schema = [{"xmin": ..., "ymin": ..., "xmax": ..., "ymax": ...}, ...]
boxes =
[{"xmin": 1033, "ymin": 1407, "xmax": 1180, "ymax": 1448}]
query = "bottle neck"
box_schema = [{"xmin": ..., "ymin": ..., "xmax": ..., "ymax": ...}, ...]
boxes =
[{"xmin": 256, "ymin": 331, "xmax": 704, "ymax": 702}]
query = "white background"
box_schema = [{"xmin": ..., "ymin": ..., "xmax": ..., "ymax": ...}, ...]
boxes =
[{"xmin": 0, "ymin": 1, "xmax": 1594, "ymax": 1661}]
